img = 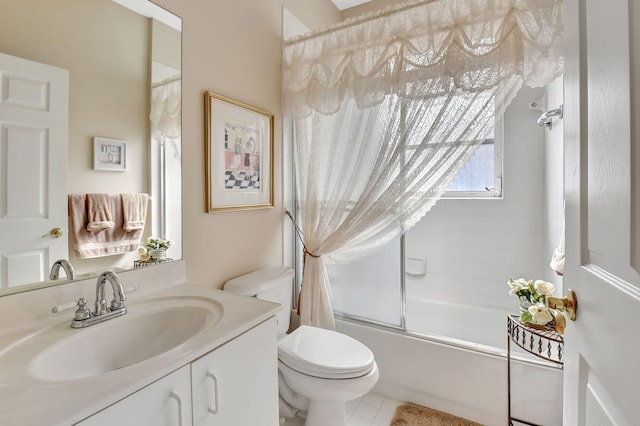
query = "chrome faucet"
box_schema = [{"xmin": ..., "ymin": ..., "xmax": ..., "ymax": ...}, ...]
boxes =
[
  {"xmin": 71, "ymin": 271, "xmax": 127, "ymax": 328},
  {"xmin": 49, "ymin": 259, "xmax": 75, "ymax": 280}
]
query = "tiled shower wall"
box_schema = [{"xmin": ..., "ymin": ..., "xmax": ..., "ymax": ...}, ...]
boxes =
[{"xmin": 405, "ymin": 85, "xmax": 562, "ymax": 312}]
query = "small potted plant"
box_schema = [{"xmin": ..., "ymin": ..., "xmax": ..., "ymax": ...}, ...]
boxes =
[
  {"xmin": 140, "ymin": 237, "xmax": 173, "ymax": 260},
  {"xmin": 507, "ymin": 278, "xmax": 566, "ymax": 334}
]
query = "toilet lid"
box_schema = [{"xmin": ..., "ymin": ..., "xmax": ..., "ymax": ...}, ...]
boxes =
[{"xmin": 278, "ymin": 326, "xmax": 375, "ymax": 379}]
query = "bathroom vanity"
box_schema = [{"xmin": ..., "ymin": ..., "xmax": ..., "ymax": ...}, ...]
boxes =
[
  {"xmin": 0, "ymin": 261, "xmax": 281, "ymax": 426},
  {"xmin": 79, "ymin": 318, "xmax": 277, "ymax": 426}
]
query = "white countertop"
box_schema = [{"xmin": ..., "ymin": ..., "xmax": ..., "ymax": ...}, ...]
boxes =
[{"xmin": 0, "ymin": 282, "xmax": 280, "ymax": 425}]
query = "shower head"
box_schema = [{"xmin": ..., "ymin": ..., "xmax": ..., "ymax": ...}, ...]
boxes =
[{"xmin": 537, "ymin": 105, "xmax": 564, "ymax": 130}]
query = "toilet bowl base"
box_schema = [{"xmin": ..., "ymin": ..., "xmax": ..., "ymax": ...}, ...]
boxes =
[
  {"xmin": 305, "ymin": 400, "xmax": 346, "ymax": 426},
  {"xmin": 278, "ymin": 360, "xmax": 379, "ymax": 426}
]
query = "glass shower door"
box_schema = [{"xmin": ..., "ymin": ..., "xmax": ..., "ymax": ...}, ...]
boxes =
[{"xmin": 328, "ymin": 237, "xmax": 403, "ymax": 327}]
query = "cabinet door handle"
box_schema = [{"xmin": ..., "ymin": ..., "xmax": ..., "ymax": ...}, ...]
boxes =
[
  {"xmin": 206, "ymin": 371, "xmax": 219, "ymax": 414},
  {"xmin": 169, "ymin": 391, "xmax": 184, "ymax": 426}
]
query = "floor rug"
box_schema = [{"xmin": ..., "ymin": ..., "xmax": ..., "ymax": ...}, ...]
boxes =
[{"xmin": 390, "ymin": 403, "xmax": 483, "ymax": 426}]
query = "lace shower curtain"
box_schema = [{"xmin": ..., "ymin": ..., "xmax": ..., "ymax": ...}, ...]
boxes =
[{"xmin": 283, "ymin": 0, "xmax": 563, "ymax": 330}]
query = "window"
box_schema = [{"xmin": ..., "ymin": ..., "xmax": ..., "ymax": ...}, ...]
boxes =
[
  {"xmin": 401, "ymin": 116, "xmax": 504, "ymax": 200},
  {"xmin": 444, "ymin": 122, "xmax": 503, "ymax": 198}
]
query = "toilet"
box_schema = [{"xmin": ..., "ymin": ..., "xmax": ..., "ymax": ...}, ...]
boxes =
[{"xmin": 224, "ymin": 266, "xmax": 379, "ymax": 426}]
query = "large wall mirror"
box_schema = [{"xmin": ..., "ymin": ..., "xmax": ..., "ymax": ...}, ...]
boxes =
[{"xmin": 0, "ymin": 0, "xmax": 182, "ymax": 295}]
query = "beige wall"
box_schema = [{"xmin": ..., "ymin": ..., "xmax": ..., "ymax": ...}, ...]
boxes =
[
  {"xmin": 0, "ymin": 0, "xmax": 339, "ymax": 290},
  {"xmin": 151, "ymin": 0, "xmax": 339, "ymax": 288},
  {"xmin": 152, "ymin": 19, "xmax": 182, "ymax": 72},
  {"xmin": 284, "ymin": 0, "xmax": 341, "ymax": 30}
]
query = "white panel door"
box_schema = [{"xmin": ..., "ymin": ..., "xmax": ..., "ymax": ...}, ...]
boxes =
[
  {"xmin": 563, "ymin": 0, "xmax": 640, "ymax": 424},
  {"xmin": 0, "ymin": 52, "xmax": 68, "ymax": 289}
]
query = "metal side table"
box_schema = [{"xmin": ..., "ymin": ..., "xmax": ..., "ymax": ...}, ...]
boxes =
[{"xmin": 507, "ymin": 314, "xmax": 563, "ymax": 426}]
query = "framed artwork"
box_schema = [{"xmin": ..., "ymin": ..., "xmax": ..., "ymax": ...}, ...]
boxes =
[
  {"xmin": 204, "ymin": 91, "xmax": 274, "ymax": 212},
  {"xmin": 93, "ymin": 137, "xmax": 126, "ymax": 171}
]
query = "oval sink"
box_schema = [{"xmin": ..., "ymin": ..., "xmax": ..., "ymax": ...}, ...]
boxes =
[{"xmin": 24, "ymin": 297, "xmax": 223, "ymax": 382}]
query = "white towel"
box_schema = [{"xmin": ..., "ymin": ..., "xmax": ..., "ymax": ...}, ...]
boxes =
[
  {"xmin": 121, "ymin": 193, "xmax": 149, "ymax": 232},
  {"xmin": 549, "ymin": 232, "xmax": 565, "ymax": 275},
  {"xmin": 549, "ymin": 206, "xmax": 565, "ymax": 276},
  {"xmin": 86, "ymin": 193, "xmax": 114, "ymax": 232}
]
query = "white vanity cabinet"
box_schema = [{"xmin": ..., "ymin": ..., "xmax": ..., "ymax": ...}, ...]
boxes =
[
  {"xmin": 77, "ymin": 365, "xmax": 192, "ymax": 426},
  {"xmin": 191, "ymin": 317, "xmax": 279, "ymax": 426},
  {"xmin": 76, "ymin": 317, "xmax": 278, "ymax": 426}
]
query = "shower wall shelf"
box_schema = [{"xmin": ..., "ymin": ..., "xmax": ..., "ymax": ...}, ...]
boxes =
[{"xmin": 506, "ymin": 314, "xmax": 564, "ymax": 426}]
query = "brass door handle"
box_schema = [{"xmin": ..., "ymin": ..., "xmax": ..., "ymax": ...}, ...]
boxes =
[
  {"xmin": 50, "ymin": 228, "xmax": 64, "ymax": 238},
  {"xmin": 547, "ymin": 289, "xmax": 577, "ymax": 321}
]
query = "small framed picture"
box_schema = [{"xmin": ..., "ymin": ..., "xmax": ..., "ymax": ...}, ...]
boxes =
[{"xmin": 93, "ymin": 137, "xmax": 126, "ymax": 171}]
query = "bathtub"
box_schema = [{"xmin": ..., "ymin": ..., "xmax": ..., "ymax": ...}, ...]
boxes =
[
  {"xmin": 335, "ymin": 298, "xmax": 564, "ymax": 426},
  {"xmin": 405, "ymin": 296, "xmax": 524, "ymax": 350}
]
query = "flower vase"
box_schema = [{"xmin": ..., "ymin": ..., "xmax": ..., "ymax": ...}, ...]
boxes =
[
  {"xmin": 518, "ymin": 296, "xmax": 532, "ymax": 313},
  {"xmin": 149, "ymin": 248, "xmax": 167, "ymax": 260}
]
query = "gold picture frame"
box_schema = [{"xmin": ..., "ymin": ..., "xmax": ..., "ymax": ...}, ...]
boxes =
[{"xmin": 204, "ymin": 91, "xmax": 274, "ymax": 212}]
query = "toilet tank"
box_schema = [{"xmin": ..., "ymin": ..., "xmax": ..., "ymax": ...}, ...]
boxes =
[{"xmin": 223, "ymin": 266, "xmax": 294, "ymax": 337}]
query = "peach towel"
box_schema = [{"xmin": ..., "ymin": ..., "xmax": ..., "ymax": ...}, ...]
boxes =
[
  {"xmin": 69, "ymin": 194, "xmax": 145, "ymax": 258},
  {"xmin": 121, "ymin": 193, "xmax": 149, "ymax": 232},
  {"xmin": 86, "ymin": 193, "xmax": 114, "ymax": 232}
]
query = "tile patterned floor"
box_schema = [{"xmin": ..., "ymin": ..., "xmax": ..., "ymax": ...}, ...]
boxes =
[{"xmin": 283, "ymin": 392, "xmax": 403, "ymax": 426}]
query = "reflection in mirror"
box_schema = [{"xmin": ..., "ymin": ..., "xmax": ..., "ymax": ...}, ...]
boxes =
[{"xmin": 0, "ymin": 0, "xmax": 182, "ymax": 295}]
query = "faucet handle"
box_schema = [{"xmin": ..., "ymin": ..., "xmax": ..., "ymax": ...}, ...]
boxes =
[
  {"xmin": 74, "ymin": 298, "xmax": 91, "ymax": 321},
  {"xmin": 110, "ymin": 298, "xmax": 126, "ymax": 310}
]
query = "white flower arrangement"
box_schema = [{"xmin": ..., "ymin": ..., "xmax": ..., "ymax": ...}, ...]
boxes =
[
  {"xmin": 139, "ymin": 237, "xmax": 173, "ymax": 260},
  {"xmin": 528, "ymin": 302, "xmax": 554, "ymax": 325},
  {"xmin": 507, "ymin": 278, "xmax": 566, "ymax": 332},
  {"xmin": 144, "ymin": 236, "xmax": 173, "ymax": 250}
]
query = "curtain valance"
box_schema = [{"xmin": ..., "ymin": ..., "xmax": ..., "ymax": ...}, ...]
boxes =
[{"xmin": 284, "ymin": 0, "xmax": 563, "ymax": 117}]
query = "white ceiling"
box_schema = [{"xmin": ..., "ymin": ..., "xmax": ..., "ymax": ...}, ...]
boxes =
[{"xmin": 331, "ymin": 0, "xmax": 371, "ymax": 11}]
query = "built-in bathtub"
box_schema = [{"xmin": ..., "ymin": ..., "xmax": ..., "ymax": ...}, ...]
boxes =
[
  {"xmin": 335, "ymin": 297, "xmax": 564, "ymax": 426},
  {"xmin": 405, "ymin": 296, "xmax": 524, "ymax": 350}
]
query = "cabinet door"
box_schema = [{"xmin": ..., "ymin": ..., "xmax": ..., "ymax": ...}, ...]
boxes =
[
  {"xmin": 192, "ymin": 317, "xmax": 279, "ymax": 426},
  {"xmin": 77, "ymin": 365, "xmax": 192, "ymax": 426}
]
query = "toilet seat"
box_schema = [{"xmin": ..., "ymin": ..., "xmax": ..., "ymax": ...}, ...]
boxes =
[{"xmin": 278, "ymin": 326, "xmax": 375, "ymax": 379}]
